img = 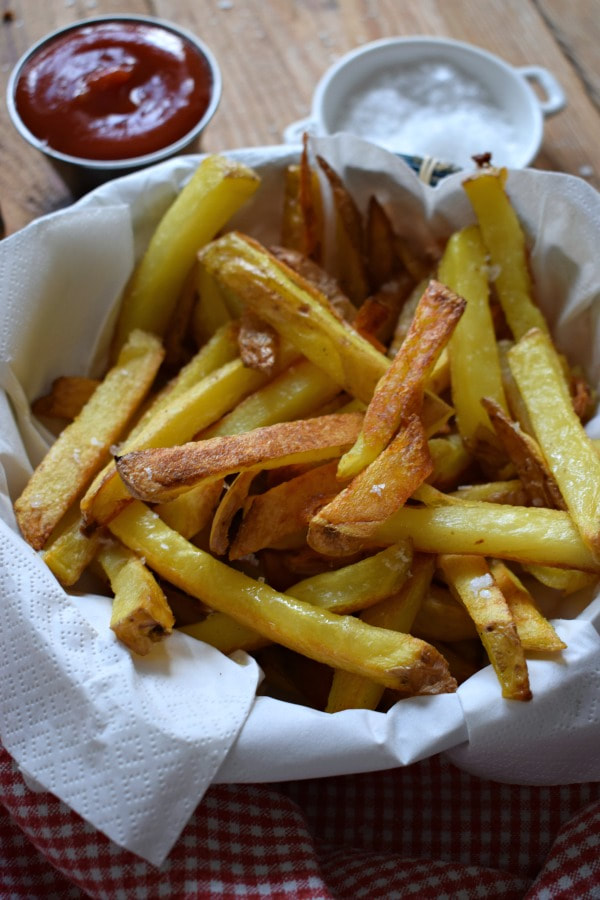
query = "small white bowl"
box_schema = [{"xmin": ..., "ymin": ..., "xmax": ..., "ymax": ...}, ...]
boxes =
[{"xmin": 285, "ymin": 36, "xmax": 566, "ymax": 170}]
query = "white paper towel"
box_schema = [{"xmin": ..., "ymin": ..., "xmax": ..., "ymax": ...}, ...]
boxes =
[{"xmin": 1, "ymin": 136, "xmax": 599, "ymax": 864}]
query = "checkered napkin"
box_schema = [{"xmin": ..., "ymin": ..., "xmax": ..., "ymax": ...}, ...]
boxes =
[{"xmin": 1, "ymin": 742, "xmax": 598, "ymax": 899}]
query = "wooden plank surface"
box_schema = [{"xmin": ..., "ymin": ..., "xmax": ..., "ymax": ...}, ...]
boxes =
[{"xmin": 0, "ymin": 0, "xmax": 598, "ymax": 233}]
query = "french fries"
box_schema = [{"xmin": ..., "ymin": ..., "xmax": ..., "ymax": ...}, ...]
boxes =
[
  {"xmin": 15, "ymin": 329, "xmax": 164, "ymax": 549},
  {"xmin": 13, "ymin": 147, "xmax": 599, "ymax": 721},
  {"xmin": 111, "ymin": 154, "xmax": 260, "ymax": 355}
]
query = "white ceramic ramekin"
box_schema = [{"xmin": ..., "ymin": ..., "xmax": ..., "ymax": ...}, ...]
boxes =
[{"xmin": 285, "ymin": 36, "xmax": 566, "ymax": 170}]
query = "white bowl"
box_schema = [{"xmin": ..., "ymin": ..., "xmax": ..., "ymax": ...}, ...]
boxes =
[{"xmin": 285, "ymin": 37, "xmax": 566, "ymax": 169}]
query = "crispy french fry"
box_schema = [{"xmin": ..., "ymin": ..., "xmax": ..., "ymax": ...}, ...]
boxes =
[
  {"xmin": 412, "ymin": 583, "xmax": 479, "ymax": 643},
  {"xmin": 38, "ymin": 327, "xmax": 241, "ymax": 570},
  {"xmin": 489, "ymin": 560, "xmax": 566, "ymax": 652},
  {"xmin": 15, "ymin": 329, "xmax": 164, "ymax": 550},
  {"xmin": 156, "ymin": 358, "xmax": 344, "ymax": 534},
  {"xmin": 451, "ymin": 479, "xmax": 528, "ymax": 505},
  {"xmin": 192, "ymin": 263, "xmax": 233, "ymax": 347},
  {"xmin": 509, "ymin": 328, "xmax": 600, "ymax": 558},
  {"xmin": 337, "ymin": 280, "xmax": 465, "ymax": 479},
  {"xmin": 157, "ymin": 477, "xmax": 225, "ymax": 540},
  {"xmin": 182, "ymin": 541, "xmax": 415, "ymax": 653},
  {"xmin": 326, "ymin": 554, "xmax": 435, "ymax": 712},
  {"xmin": 299, "ymin": 136, "xmax": 323, "ymax": 262},
  {"xmin": 115, "ymin": 412, "xmax": 364, "ymax": 504},
  {"xmin": 316, "ymin": 154, "xmax": 369, "ymax": 304},
  {"xmin": 438, "ymin": 224, "xmax": 508, "ymax": 449},
  {"xmin": 97, "ymin": 539, "xmax": 175, "ymax": 656},
  {"xmin": 427, "ymin": 434, "xmax": 473, "ymax": 491},
  {"xmin": 109, "ymin": 502, "xmax": 456, "ymax": 694},
  {"xmin": 229, "ymin": 460, "xmax": 343, "ymax": 560},
  {"xmin": 112, "ymin": 155, "xmax": 260, "ymax": 355},
  {"xmin": 438, "ymin": 554, "xmax": 531, "ymax": 700},
  {"xmin": 162, "ymin": 261, "xmax": 198, "ymax": 371},
  {"xmin": 365, "ymin": 195, "xmax": 405, "ymax": 290},
  {"xmin": 353, "ymin": 278, "xmax": 414, "ymax": 350},
  {"xmin": 280, "ymin": 163, "xmax": 305, "ymax": 252},
  {"xmin": 462, "ymin": 167, "xmax": 548, "ymax": 340},
  {"xmin": 271, "ymin": 246, "xmax": 356, "ymax": 322},
  {"xmin": 522, "ymin": 563, "xmax": 598, "ymax": 596},
  {"xmin": 81, "ymin": 357, "xmax": 270, "ymax": 528},
  {"xmin": 209, "ymin": 470, "xmax": 256, "ymax": 556},
  {"xmin": 362, "ymin": 502, "xmax": 600, "ymax": 572},
  {"xmin": 204, "ymin": 357, "xmax": 342, "ymax": 437},
  {"xmin": 32, "ymin": 376, "xmax": 100, "ymax": 421},
  {"xmin": 42, "ymin": 505, "xmax": 102, "ymax": 587},
  {"xmin": 481, "ymin": 396, "xmax": 565, "ymax": 509},
  {"xmin": 199, "ymin": 231, "xmax": 388, "ymax": 403},
  {"xmin": 308, "ymin": 414, "xmax": 433, "ymax": 556}
]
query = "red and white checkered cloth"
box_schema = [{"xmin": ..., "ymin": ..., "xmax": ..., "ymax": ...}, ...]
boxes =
[{"xmin": 1, "ymin": 741, "xmax": 599, "ymax": 898}]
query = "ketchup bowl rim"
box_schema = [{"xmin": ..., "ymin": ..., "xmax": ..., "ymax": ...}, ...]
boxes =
[{"xmin": 6, "ymin": 13, "xmax": 223, "ymax": 173}]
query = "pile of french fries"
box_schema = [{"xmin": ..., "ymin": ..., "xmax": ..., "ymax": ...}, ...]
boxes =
[{"xmin": 14, "ymin": 142, "xmax": 600, "ymax": 714}]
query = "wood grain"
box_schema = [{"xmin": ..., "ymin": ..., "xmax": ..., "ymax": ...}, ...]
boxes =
[{"xmin": 0, "ymin": 0, "xmax": 598, "ymax": 232}]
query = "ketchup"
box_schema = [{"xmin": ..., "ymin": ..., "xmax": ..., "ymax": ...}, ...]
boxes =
[{"xmin": 15, "ymin": 20, "xmax": 214, "ymax": 161}]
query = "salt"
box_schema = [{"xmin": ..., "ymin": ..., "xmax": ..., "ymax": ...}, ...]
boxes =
[{"xmin": 333, "ymin": 60, "xmax": 519, "ymax": 169}]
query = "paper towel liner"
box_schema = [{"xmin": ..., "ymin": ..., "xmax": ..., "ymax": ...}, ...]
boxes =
[{"xmin": 0, "ymin": 136, "xmax": 599, "ymax": 865}]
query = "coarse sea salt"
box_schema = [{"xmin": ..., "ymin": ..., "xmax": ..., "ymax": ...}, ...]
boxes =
[{"xmin": 332, "ymin": 60, "xmax": 520, "ymax": 168}]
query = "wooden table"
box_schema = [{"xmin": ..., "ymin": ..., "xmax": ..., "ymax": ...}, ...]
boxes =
[{"xmin": 1, "ymin": 0, "xmax": 599, "ymax": 235}]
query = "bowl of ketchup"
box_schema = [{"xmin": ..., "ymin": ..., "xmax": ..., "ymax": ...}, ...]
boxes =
[{"xmin": 7, "ymin": 15, "xmax": 222, "ymax": 194}]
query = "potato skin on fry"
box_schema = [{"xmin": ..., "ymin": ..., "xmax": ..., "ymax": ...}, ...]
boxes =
[{"xmin": 115, "ymin": 412, "xmax": 363, "ymax": 503}]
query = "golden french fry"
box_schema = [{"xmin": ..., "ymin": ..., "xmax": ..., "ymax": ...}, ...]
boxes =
[
  {"xmin": 157, "ymin": 477, "xmax": 225, "ymax": 540},
  {"xmin": 81, "ymin": 357, "xmax": 269, "ymax": 528},
  {"xmin": 509, "ymin": 328, "xmax": 600, "ymax": 558},
  {"xmin": 192, "ymin": 263, "xmax": 233, "ymax": 346},
  {"xmin": 308, "ymin": 414, "xmax": 433, "ymax": 556},
  {"xmin": 209, "ymin": 470, "xmax": 256, "ymax": 556},
  {"xmin": 427, "ymin": 434, "xmax": 473, "ymax": 491},
  {"xmin": 450, "ymin": 480, "xmax": 528, "ymax": 505},
  {"xmin": 316, "ymin": 154, "xmax": 369, "ymax": 304},
  {"xmin": 299, "ymin": 135, "xmax": 324, "ymax": 262},
  {"xmin": 155, "ymin": 357, "xmax": 344, "ymax": 535},
  {"xmin": 15, "ymin": 329, "xmax": 164, "ymax": 550},
  {"xmin": 97, "ymin": 539, "xmax": 175, "ymax": 656},
  {"xmin": 438, "ymin": 224, "xmax": 508, "ymax": 450},
  {"xmin": 162, "ymin": 261, "xmax": 198, "ymax": 371},
  {"xmin": 489, "ymin": 560, "xmax": 566, "ymax": 652},
  {"xmin": 271, "ymin": 246, "xmax": 356, "ymax": 322},
  {"xmin": 280, "ymin": 163, "xmax": 305, "ymax": 252},
  {"xmin": 522, "ymin": 563, "xmax": 598, "ymax": 596},
  {"xmin": 338, "ymin": 280, "xmax": 465, "ymax": 479},
  {"xmin": 199, "ymin": 231, "xmax": 388, "ymax": 404},
  {"xmin": 109, "ymin": 502, "xmax": 456, "ymax": 694},
  {"xmin": 326, "ymin": 554, "xmax": 435, "ymax": 712},
  {"xmin": 229, "ymin": 460, "xmax": 343, "ymax": 560},
  {"xmin": 353, "ymin": 279, "xmax": 413, "ymax": 349},
  {"xmin": 32, "ymin": 376, "xmax": 100, "ymax": 422},
  {"xmin": 42, "ymin": 505, "xmax": 102, "ymax": 587},
  {"xmin": 182, "ymin": 541, "xmax": 415, "ymax": 653},
  {"xmin": 204, "ymin": 357, "xmax": 342, "ymax": 437},
  {"xmin": 115, "ymin": 412, "xmax": 363, "ymax": 504},
  {"xmin": 438, "ymin": 554, "xmax": 531, "ymax": 701},
  {"xmin": 367, "ymin": 502, "xmax": 600, "ymax": 572},
  {"xmin": 112, "ymin": 155, "xmax": 260, "ymax": 355},
  {"xmin": 365, "ymin": 194, "xmax": 406, "ymax": 290},
  {"xmin": 412, "ymin": 583, "xmax": 479, "ymax": 643},
  {"xmin": 481, "ymin": 396, "xmax": 565, "ymax": 509},
  {"xmin": 462, "ymin": 167, "xmax": 548, "ymax": 340}
]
